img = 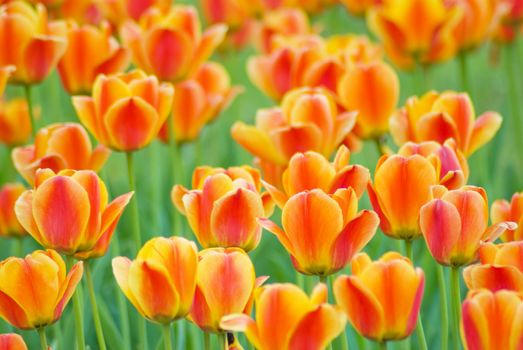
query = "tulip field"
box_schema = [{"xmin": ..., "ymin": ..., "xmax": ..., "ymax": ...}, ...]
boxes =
[{"xmin": 1, "ymin": 0, "xmax": 523, "ymax": 349}]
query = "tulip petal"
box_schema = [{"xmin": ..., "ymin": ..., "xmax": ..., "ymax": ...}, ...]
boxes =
[
  {"xmin": 463, "ymin": 265, "xmax": 523, "ymax": 292},
  {"xmin": 416, "ymin": 112, "xmax": 458, "ymax": 145},
  {"xmin": 468, "ymin": 112, "xmax": 502, "ymax": 156},
  {"xmin": 112, "ymin": 257, "xmax": 146, "ymax": 316},
  {"xmin": 220, "ymin": 314, "xmax": 261, "ymax": 349},
  {"xmin": 54, "ymin": 261, "xmax": 84, "ymax": 320},
  {"xmin": 270, "ymin": 124, "xmax": 323, "ymax": 160},
  {"xmin": 231, "ymin": 122, "xmax": 287, "ymax": 164},
  {"xmin": 330, "ymin": 165, "xmax": 370, "ymax": 198},
  {"xmin": 190, "ymin": 24, "xmax": 227, "ymax": 76},
  {"xmin": 23, "ymin": 36, "xmax": 67, "ymax": 84}
]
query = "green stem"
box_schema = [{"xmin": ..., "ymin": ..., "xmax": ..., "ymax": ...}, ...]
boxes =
[
  {"xmin": 204, "ymin": 332, "xmax": 211, "ymax": 350},
  {"xmin": 85, "ymin": 261, "xmax": 107, "ymax": 350},
  {"xmin": 150, "ymin": 143, "xmax": 160, "ymax": 233},
  {"xmin": 405, "ymin": 240, "xmax": 413, "ymax": 260},
  {"xmin": 126, "ymin": 152, "xmax": 142, "ymax": 250},
  {"xmin": 169, "ymin": 113, "xmax": 184, "ymax": 236},
  {"xmin": 319, "ymin": 275, "xmax": 332, "ymax": 350},
  {"xmin": 451, "ymin": 266, "xmax": 462, "ymax": 350},
  {"xmin": 23, "ymin": 85, "xmax": 36, "ymax": 138},
  {"xmin": 373, "ymin": 136, "xmax": 387, "ymax": 156},
  {"xmin": 12, "ymin": 237, "xmax": 23, "ymax": 257},
  {"xmin": 38, "ymin": 327, "xmax": 48, "ymax": 350},
  {"xmin": 459, "ymin": 51, "xmax": 469, "ymax": 93},
  {"xmin": 505, "ymin": 43, "xmax": 523, "ymax": 178},
  {"xmin": 139, "ymin": 315, "xmax": 149, "ymax": 350},
  {"xmin": 355, "ymin": 333, "xmax": 366, "ymax": 350},
  {"xmin": 162, "ymin": 324, "xmax": 173, "ymax": 350},
  {"xmin": 437, "ymin": 265, "xmax": 449, "ymax": 350},
  {"xmin": 379, "ymin": 341, "xmax": 387, "ymax": 350},
  {"xmin": 111, "ymin": 235, "xmax": 131, "ymax": 350},
  {"xmin": 296, "ymin": 271, "xmax": 305, "ymax": 290},
  {"xmin": 66, "ymin": 256, "xmax": 85, "ymax": 350},
  {"xmin": 217, "ymin": 333, "xmax": 226, "ymax": 350}
]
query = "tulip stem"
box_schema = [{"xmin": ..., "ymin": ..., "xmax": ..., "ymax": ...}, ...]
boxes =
[
  {"xmin": 111, "ymin": 234, "xmax": 131, "ymax": 350},
  {"xmin": 379, "ymin": 341, "xmax": 387, "ymax": 350},
  {"xmin": 169, "ymin": 113, "xmax": 184, "ymax": 237},
  {"xmin": 458, "ymin": 51, "xmax": 469, "ymax": 93},
  {"xmin": 162, "ymin": 324, "xmax": 173, "ymax": 350},
  {"xmin": 405, "ymin": 240, "xmax": 413, "ymax": 260},
  {"xmin": 126, "ymin": 151, "xmax": 142, "ymax": 250},
  {"xmin": 12, "ymin": 237, "xmax": 23, "ymax": 257},
  {"xmin": 450, "ymin": 266, "xmax": 462, "ymax": 350},
  {"xmin": 66, "ymin": 256, "xmax": 86, "ymax": 350},
  {"xmin": 204, "ymin": 331, "xmax": 211, "ymax": 350},
  {"xmin": 85, "ymin": 261, "xmax": 107, "ymax": 350},
  {"xmin": 217, "ymin": 332, "xmax": 226, "ymax": 350},
  {"xmin": 505, "ymin": 43, "xmax": 523, "ymax": 177},
  {"xmin": 38, "ymin": 327, "xmax": 48, "ymax": 350},
  {"xmin": 23, "ymin": 85, "xmax": 36, "ymax": 138},
  {"xmin": 373, "ymin": 136, "xmax": 388, "ymax": 156},
  {"xmin": 437, "ymin": 265, "xmax": 449, "ymax": 350}
]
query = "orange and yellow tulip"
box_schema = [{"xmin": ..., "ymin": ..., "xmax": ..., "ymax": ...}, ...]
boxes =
[
  {"xmin": 221, "ymin": 283, "xmax": 346, "ymax": 350},
  {"xmin": 11, "ymin": 122, "xmax": 110, "ymax": 185},
  {"xmin": 368, "ymin": 154, "xmax": 438, "ymax": 239},
  {"xmin": 60, "ymin": 0, "xmax": 102, "ymax": 25},
  {"xmin": 0, "ymin": 66, "xmax": 14, "ymax": 95},
  {"xmin": 14, "ymin": 169, "xmax": 133, "ymax": 257},
  {"xmin": 0, "ymin": 333, "xmax": 27, "ymax": 350},
  {"xmin": 72, "ymin": 70, "xmax": 174, "ymax": 152},
  {"xmin": 0, "ymin": 249, "xmax": 83, "ymax": 329},
  {"xmin": 189, "ymin": 248, "xmax": 266, "ymax": 333},
  {"xmin": 120, "ymin": 5, "xmax": 227, "ymax": 83},
  {"xmin": 97, "ymin": 0, "xmax": 170, "ymax": 25},
  {"xmin": 461, "ymin": 289, "xmax": 523, "ymax": 350},
  {"xmin": 259, "ymin": 188, "xmax": 379, "ymax": 276},
  {"xmin": 172, "ymin": 166, "xmax": 273, "ymax": 252},
  {"xmin": 112, "ymin": 236, "xmax": 198, "ymax": 324},
  {"xmin": 340, "ymin": 0, "xmax": 379, "ymax": 16},
  {"xmin": 0, "ymin": 98, "xmax": 31, "ymax": 146},
  {"xmin": 334, "ymin": 252, "xmax": 425, "ymax": 342},
  {"xmin": 494, "ymin": 0, "xmax": 523, "ymax": 42},
  {"xmin": 390, "ymin": 91, "xmax": 502, "ymax": 156},
  {"xmin": 200, "ymin": 0, "xmax": 255, "ymax": 29},
  {"xmin": 491, "ymin": 191, "xmax": 523, "ymax": 241},
  {"xmin": 0, "ymin": 1, "xmax": 67, "ymax": 85},
  {"xmin": 57, "ymin": 22, "xmax": 130, "ymax": 95},
  {"xmin": 419, "ymin": 186, "xmax": 516, "ymax": 266},
  {"xmin": 0, "ymin": 183, "xmax": 26, "ymax": 238}
]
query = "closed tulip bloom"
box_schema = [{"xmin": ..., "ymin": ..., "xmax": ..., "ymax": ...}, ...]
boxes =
[
  {"xmin": 491, "ymin": 191, "xmax": 523, "ymax": 241},
  {"xmin": 420, "ymin": 186, "xmax": 516, "ymax": 267},
  {"xmin": 172, "ymin": 166, "xmax": 273, "ymax": 252},
  {"xmin": 337, "ymin": 60, "xmax": 399, "ymax": 139},
  {"xmin": 334, "ymin": 252, "xmax": 425, "ymax": 342},
  {"xmin": 14, "ymin": 169, "xmax": 133, "ymax": 257},
  {"xmin": 72, "ymin": 70, "xmax": 174, "ymax": 152},
  {"xmin": 0, "ymin": 249, "xmax": 83, "ymax": 329},
  {"xmin": 12, "ymin": 122, "xmax": 110, "ymax": 185},
  {"xmin": 112, "ymin": 236, "xmax": 198, "ymax": 324},
  {"xmin": 221, "ymin": 283, "xmax": 346, "ymax": 350},
  {"xmin": 368, "ymin": 154, "xmax": 438, "ymax": 239},
  {"xmin": 97, "ymin": 0, "xmax": 171, "ymax": 25},
  {"xmin": 461, "ymin": 290, "xmax": 523, "ymax": 350},
  {"xmin": 262, "ymin": 146, "xmax": 370, "ymax": 208},
  {"xmin": 189, "ymin": 248, "xmax": 265, "ymax": 332},
  {"xmin": 259, "ymin": 188, "xmax": 379, "ymax": 276},
  {"xmin": 0, "ymin": 1, "xmax": 67, "ymax": 85},
  {"xmin": 0, "ymin": 183, "xmax": 26, "ymax": 238},
  {"xmin": 120, "ymin": 5, "xmax": 227, "ymax": 83},
  {"xmin": 390, "ymin": 91, "xmax": 502, "ymax": 156},
  {"xmin": 0, "ymin": 333, "xmax": 27, "ymax": 350},
  {"xmin": 0, "ymin": 66, "xmax": 14, "ymax": 95},
  {"xmin": 0, "ymin": 98, "xmax": 31, "ymax": 146},
  {"xmin": 58, "ymin": 22, "xmax": 130, "ymax": 95}
]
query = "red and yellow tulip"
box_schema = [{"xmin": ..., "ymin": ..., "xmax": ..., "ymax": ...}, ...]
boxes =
[
  {"xmin": 0, "ymin": 98, "xmax": 31, "ymax": 146},
  {"xmin": 491, "ymin": 191, "xmax": 523, "ymax": 241},
  {"xmin": 0, "ymin": 183, "xmax": 26, "ymax": 239},
  {"xmin": 0, "ymin": 66, "xmax": 14, "ymax": 95},
  {"xmin": 340, "ymin": 0, "xmax": 380, "ymax": 16},
  {"xmin": 97, "ymin": 0, "xmax": 171, "ymax": 26},
  {"xmin": 0, "ymin": 333, "xmax": 27, "ymax": 350}
]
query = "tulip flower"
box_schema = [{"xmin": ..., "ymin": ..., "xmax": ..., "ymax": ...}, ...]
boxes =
[
  {"xmin": 57, "ymin": 22, "xmax": 130, "ymax": 95},
  {"xmin": 158, "ymin": 62, "xmax": 241, "ymax": 143},
  {"xmin": 72, "ymin": 70, "xmax": 174, "ymax": 152},
  {"xmin": 461, "ymin": 290, "xmax": 523, "ymax": 350},
  {"xmin": 494, "ymin": 0, "xmax": 523, "ymax": 43},
  {"xmin": 0, "ymin": 1, "xmax": 67, "ymax": 85},
  {"xmin": 14, "ymin": 169, "xmax": 133, "ymax": 257},
  {"xmin": 262, "ymin": 146, "xmax": 370, "ymax": 208},
  {"xmin": 369, "ymin": 154, "xmax": 438, "ymax": 240},
  {"xmin": 200, "ymin": 0, "xmax": 256, "ymax": 29},
  {"xmin": 221, "ymin": 283, "xmax": 346, "ymax": 350},
  {"xmin": 0, "ymin": 183, "xmax": 26, "ymax": 238},
  {"xmin": 0, "ymin": 333, "xmax": 27, "ymax": 350},
  {"xmin": 390, "ymin": 91, "xmax": 502, "ymax": 156},
  {"xmin": 337, "ymin": 60, "xmax": 399, "ymax": 140},
  {"xmin": 491, "ymin": 191, "xmax": 523, "ymax": 241},
  {"xmin": 261, "ymin": 0, "xmax": 336, "ymax": 14},
  {"xmin": 97, "ymin": 0, "xmax": 171, "ymax": 25},
  {"xmin": 259, "ymin": 188, "xmax": 379, "ymax": 276},
  {"xmin": 172, "ymin": 166, "xmax": 274, "ymax": 252},
  {"xmin": 120, "ymin": 5, "xmax": 227, "ymax": 82},
  {"xmin": 0, "ymin": 66, "xmax": 14, "ymax": 95},
  {"xmin": 340, "ymin": 0, "xmax": 379, "ymax": 16},
  {"xmin": 189, "ymin": 248, "xmax": 266, "ymax": 333},
  {"xmin": 0, "ymin": 98, "xmax": 31, "ymax": 147},
  {"xmin": 112, "ymin": 236, "xmax": 198, "ymax": 324},
  {"xmin": 0, "ymin": 249, "xmax": 83, "ymax": 329},
  {"xmin": 60, "ymin": 0, "xmax": 102, "ymax": 25},
  {"xmin": 11, "ymin": 123, "xmax": 110, "ymax": 185},
  {"xmin": 334, "ymin": 252, "xmax": 425, "ymax": 342}
]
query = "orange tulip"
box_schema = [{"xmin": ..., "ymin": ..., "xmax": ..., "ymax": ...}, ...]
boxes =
[
  {"xmin": 72, "ymin": 70, "xmax": 174, "ymax": 152},
  {"xmin": 334, "ymin": 252, "xmax": 425, "ymax": 342},
  {"xmin": 337, "ymin": 60, "xmax": 399, "ymax": 139},
  {"xmin": 0, "ymin": 333, "xmax": 27, "ymax": 350},
  {"xmin": 0, "ymin": 249, "xmax": 83, "ymax": 329},
  {"xmin": 57, "ymin": 22, "xmax": 130, "ymax": 95},
  {"xmin": 200, "ymin": 0, "xmax": 256, "ymax": 29},
  {"xmin": 120, "ymin": 5, "xmax": 227, "ymax": 83},
  {"xmin": 189, "ymin": 248, "xmax": 266, "ymax": 333},
  {"xmin": 494, "ymin": 0, "xmax": 523, "ymax": 42},
  {"xmin": 419, "ymin": 186, "xmax": 516, "ymax": 266},
  {"xmin": 390, "ymin": 91, "xmax": 502, "ymax": 156},
  {"xmin": 11, "ymin": 122, "xmax": 110, "ymax": 185},
  {"xmin": 397, "ymin": 140, "xmax": 469, "ymax": 190},
  {"xmin": 368, "ymin": 154, "xmax": 438, "ymax": 239},
  {"xmin": 172, "ymin": 166, "xmax": 273, "ymax": 252},
  {"xmin": 461, "ymin": 290, "xmax": 523, "ymax": 350},
  {"xmin": 262, "ymin": 145, "xmax": 370, "ymax": 208},
  {"xmin": 97, "ymin": 0, "xmax": 171, "ymax": 25},
  {"xmin": 221, "ymin": 283, "xmax": 346, "ymax": 350},
  {"xmin": 0, "ymin": 183, "xmax": 26, "ymax": 238},
  {"xmin": 259, "ymin": 188, "xmax": 379, "ymax": 276},
  {"xmin": 60, "ymin": 0, "xmax": 102, "ymax": 25},
  {"xmin": 367, "ymin": 0, "xmax": 462, "ymax": 68},
  {"xmin": 158, "ymin": 62, "xmax": 241, "ymax": 143},
  {"xmin": 0, "ymin": 1, "xmax": 67, "ymax": 85},
  {"xmin": 261, "ymin": 0, "xmax": 336, "ymax": 13},
  {"xmin": 0, "ymin": 66, "xmax": 14, "ymax": 95},
  {"xmin": 112, "ymin": 236, "xmax": 198, "ymax": 324},
  {"xmin": 340, "ymin": 0, "xmax": 380, "ymax": 16},
  {"xmin": 14, "ymin": 169, "xmax": 133, "ymax": 257},
  {"xmin": 491, "ymin": 191, "xmax": 523, "ymax": 241},
  {"xmin": 0, "ymin": 98, "xmax": 31, "ymax": 146}
]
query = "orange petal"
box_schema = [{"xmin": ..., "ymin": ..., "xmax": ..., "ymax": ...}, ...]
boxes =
[
  {"xmin": 220, "ymin": 314, "xmax": 261, "ymax": 349},
  {"xmin": 53, "ymin": 260, "xmax": 84, "ymax": 321},
  {"xmin": 231, "ymin": 122, "xmax": 286, "ymax": 165},
  {"xmin": 330, "ymin": 165, "xmax": 370, "ymax": 198},
  {"xmin": 467, "ymin": 111, "xmax": 502, "ymax": 156},
  {"xmin": 283, "ymin": 151, "xmax": 335, "ymax": 195},
  {"xmin": 463, "ymin": 265, "xmax": 523, "ymax": 292},
  {"xmin": 416, "ymin": 112, "xmax": 458, "ymax": 145},
  {"xmin": 189, "ymin": 24, "xmax": 227, "ymax": 76},
  {"xmin": 270, "ymin": 124, "xmax": 322, "ymax": 160},
  {"xmin": 0, "ymin": 333, "xmax": 27, "ymax": 350},
  {"xmin": 23, "ymin": 37, "xmax": 67, "ymax": 84}
]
